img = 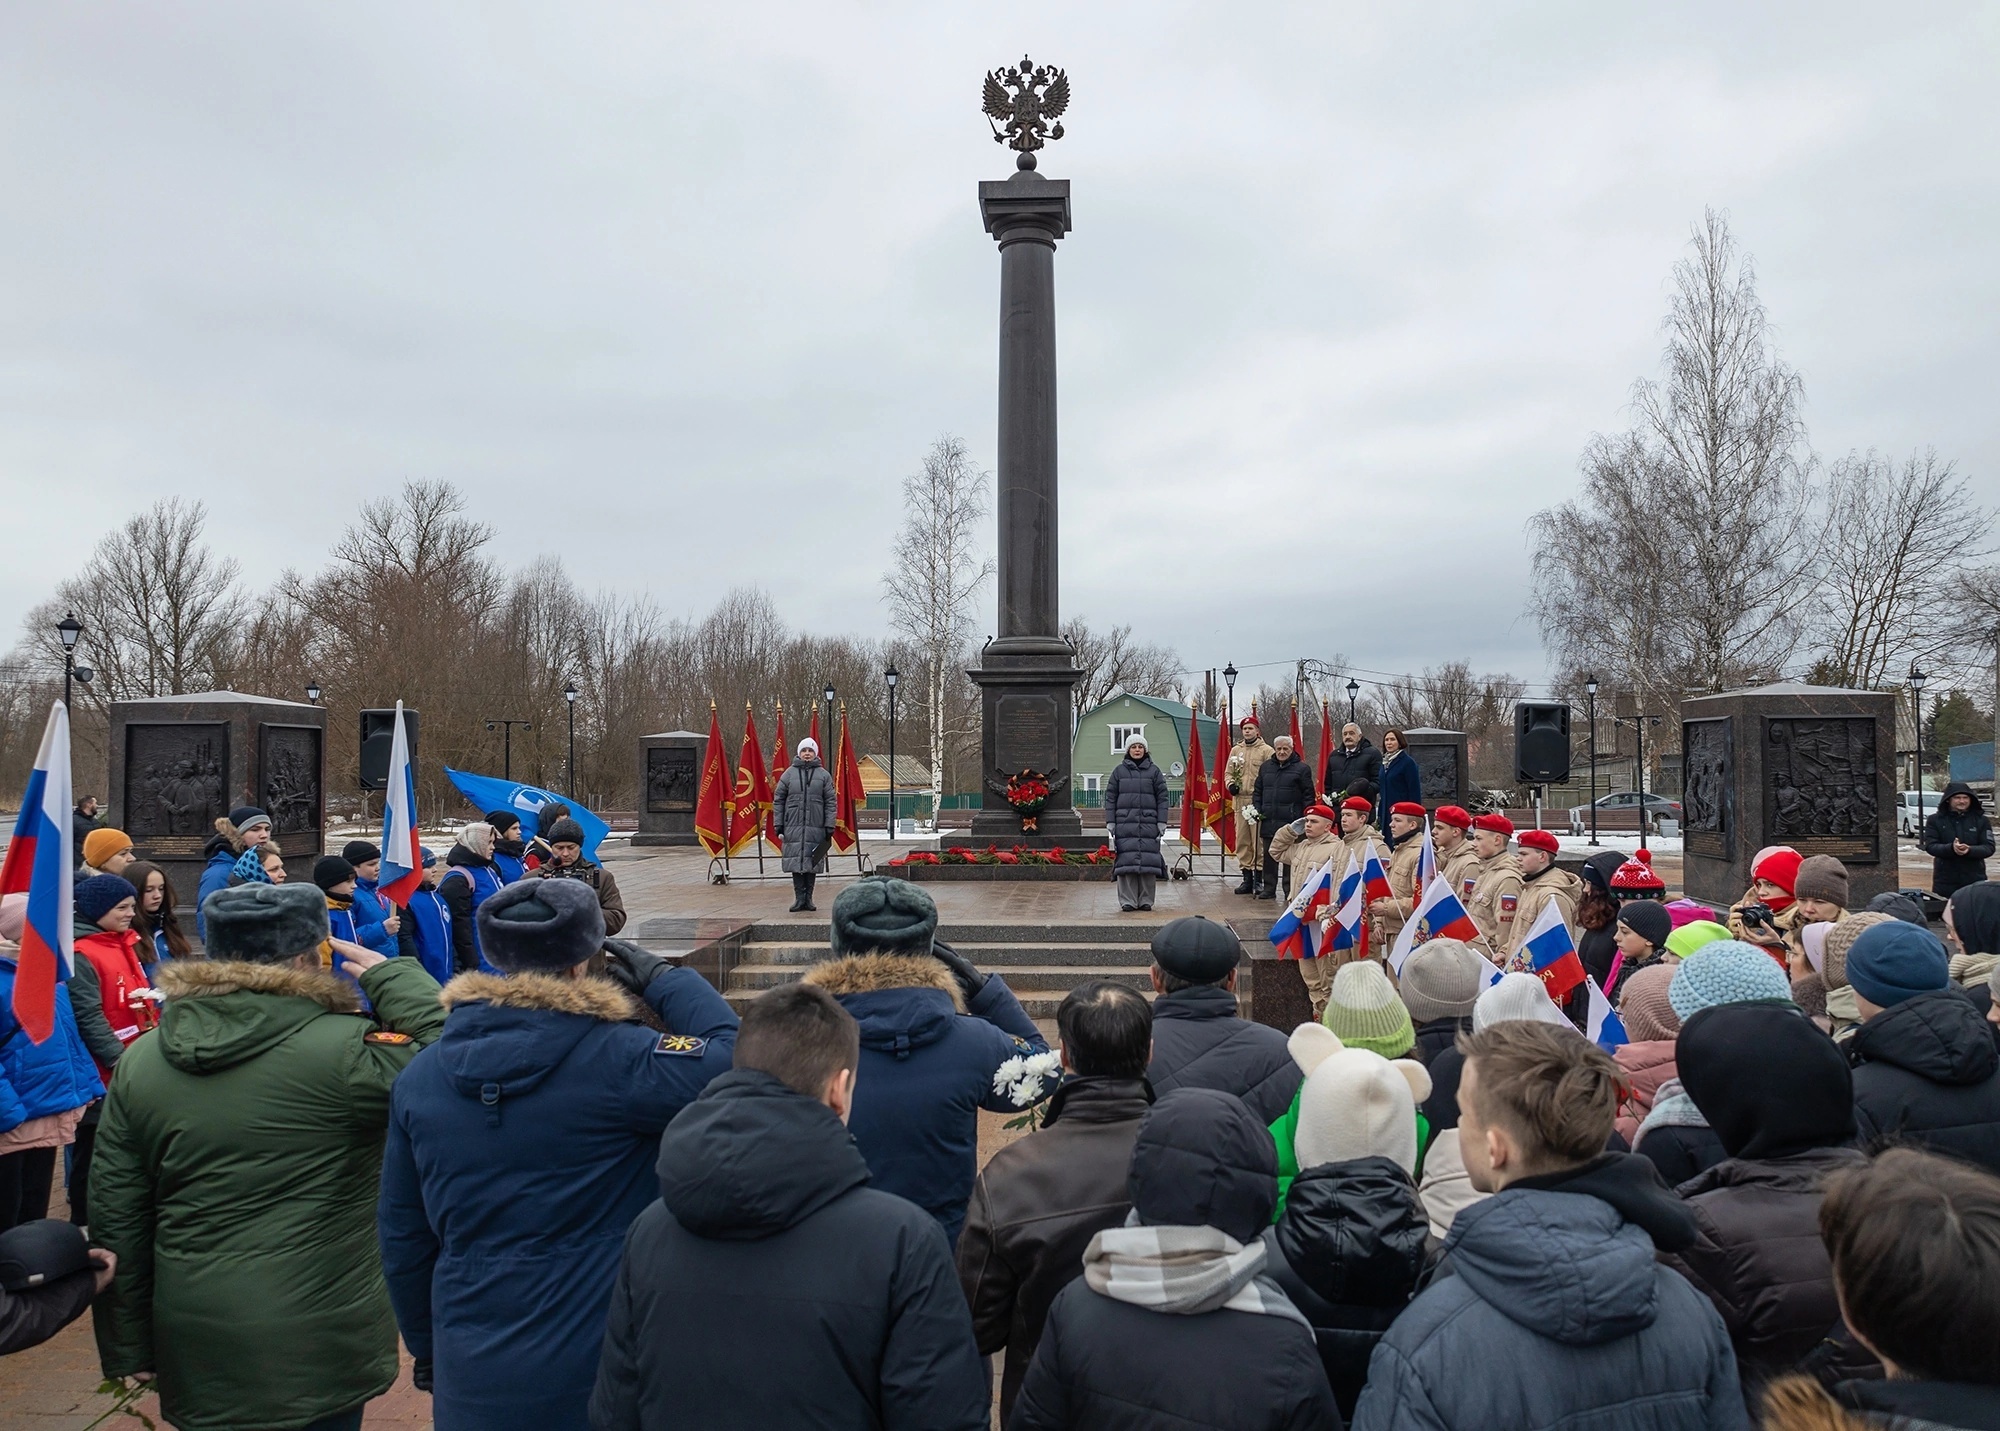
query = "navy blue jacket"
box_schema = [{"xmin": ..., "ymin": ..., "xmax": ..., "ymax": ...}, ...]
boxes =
[
  {"xmin": 401, "ymin": 887, "xmax": 454, "ymax": 985},
  {"xmin": 590, "ymin": 1070, "xmax": 990, "ymax": 1431},
  {"xmin": 804, "ymin": 954, "xmax": 1049, "ymax": 1244},
  {"xmin": 0, "ymin": 958, "xmax": 103, "ymax": 1133},
  {"xmin": 379, "ymin": 966, "xmax": 739, "ymax": 1431},
  {"xmin": 1352, "ymin": 1154, "xmax": 1748, "ymax": 1431},
  {"xmin": 1376, "ymin": 750, "xmax": 1424, "ymax": 829},
  {"xmin": 349, "ymin": 878, "xmax": 401, "ymax": 958}
]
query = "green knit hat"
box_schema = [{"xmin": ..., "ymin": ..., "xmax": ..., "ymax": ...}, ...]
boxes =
[{"xmin": 1322, "ymin": 961, "xmax": 1415, "ymax": 1058}]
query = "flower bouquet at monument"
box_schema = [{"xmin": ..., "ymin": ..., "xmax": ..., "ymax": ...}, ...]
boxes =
[{"xmin": 1005, "ymin": 769, "xmax": 1052, "ymax": 832}]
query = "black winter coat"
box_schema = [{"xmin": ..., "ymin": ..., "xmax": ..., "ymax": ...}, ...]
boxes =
[
  {"xmin": 1254, "ymin": 753, "xmax": 1318, "ymax": 829},
  {"xmin": 590, "ymin": 1069, "xmax": 989, "ymax": 1431},
  {"xmin": 1147, "ymin": 984, "xmax": 1304, "ymax": 1127},
  {"xmin": 1923, "ymin": 783, "xmax": 1994, "ymax": 897},
  {"xmin": 1264, "ymin": 1157, "xmax": 1432, "ymax": 1420},
  {"xmin": 1105, "ymin": 755, "xmax": 1170, "ymax": 878},
  {"xmin": 1836, "ymin": 1376, "xmax": 2000, "ymax": 1430},
  {"xmin": 1409, "ymin": 1016, "xmax": 1471, "ymax": 1070},
  {"xmin": 958, "ymin": 1077, "xmax": 1152, "ymax": 1426},
  {"xmin": 1848, "ymin": 989, "xmax": 2000, "ymax": 1175},
  {"xmin": 1637, "ymin": 1120, "xmax": 1729, "ymax": 1189},
  {"xmin": 1323, "ymin": 740, "xmax": 1381, "ymax": 804}
]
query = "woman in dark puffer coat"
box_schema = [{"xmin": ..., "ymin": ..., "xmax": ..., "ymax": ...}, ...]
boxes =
[
  {"xmin": 1105, "ymin": 738, "xmax": 1170, "ymax": 913},
  {"xmin": 1661, "ymin": 1003, "xmax": 1863, "ymax": 1398}
]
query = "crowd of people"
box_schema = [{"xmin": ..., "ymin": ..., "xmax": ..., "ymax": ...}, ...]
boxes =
[{"xmin": 0, "ymin": 757, "xmax": 1996, "ymax": 1430}]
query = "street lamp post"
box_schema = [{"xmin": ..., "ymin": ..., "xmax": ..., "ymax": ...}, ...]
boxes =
[
  {"xmin": 885, "ymin": 666, "xmax": 899, "ymax": 838},
  {"xmin": 1346, "ymin": 678, "xmax": 1361, "ymax": 725},
  {"xmin": 56, "ymin": 612, "xmax": 82, "ymax": 710},
  {"xmin": 1910, "ymin": 662, "xmax": 1930, "ymax": 828},
  {"xmin": 1222, "ymin": 663, "xmax": 1238, "ymax": 738},
  {"xmin": 305, "ymin": 680, "xmax": 322, "ymax": 705},
  {"xmin": 1584, "ymin": 674, "xmax": 1599, "ymax": 847},
  {"xmin": 823, "ymin": 684, "xmax": 836, "ymax": 760},
  {"xmin": 485, "ymin": 719, "xmax": 531, "ymax": 780},
  {"xmin": 564, "ymin": 682, "xmax": 578, "ymax": 798}
]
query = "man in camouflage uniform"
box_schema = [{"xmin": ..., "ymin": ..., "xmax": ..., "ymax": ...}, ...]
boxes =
[
  {"xmin": 1506, "ymin": 828, "xmax": 1582, "ymax": 964},
  {"xmin": 1270, "ymin": 802, "xmax": 1345, "ymax": 1020},
  {"xmin": 1433, "ymin": 805, "xmax": 1482, "ymax": 905},
  {"xmin": 1465, "ymin": 814, "xmax": 1524, "ymax": 963},
  {"xmin": 1371, "ymin": 801, "xmax": 1428, "ymax": 954},
  {"xmin": 1223, "ymin": 719, "xmax": 1275, "ymax": 895}
]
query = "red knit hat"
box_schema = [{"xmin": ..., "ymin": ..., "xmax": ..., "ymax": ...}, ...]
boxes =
[
  {"xmin": 1307, "ymin": 802, "xmax": 1338, "ymax": 822},
  {"xmin": 1472, "ymin": 813, "xmax": 1514, "ymax": 836},
  {"xmin": 1391, "ymin": 801, "xmax": 1427, "ymax": 818},
  {"xmin": 1518, "ymin": 829, "xmax": 1560, "ymax": 855},
  {"xmin": 1610, "ymin": 847, "xmax": 1666, "ymax": 893},
  {"xmin": 1752, "ymin": 848, "xmax": 1804, "ymax": 895},
  {"xmin": 1341, "ymin": 796, "xmax": 1373, "ymax": 815},
  {"xmin": 1433, "ymin": 805, "xmax": 1473, "ymax": 831}
]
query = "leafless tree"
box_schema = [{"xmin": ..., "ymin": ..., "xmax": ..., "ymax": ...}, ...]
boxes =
[
  {"xmin": 1531, "ymin": 209, "xmax": 1823, "ymax": 707},
  {"xmin": 1811, "ymin": 448, "xmax": 1993, "ymax": 688},
  {"xmin": 883, "ymin": 436, "xmax": 994, "ymax": 819},
  {"xmin": 1063, "ymin": 616, "xmax": 1185, "ymax": 716}
]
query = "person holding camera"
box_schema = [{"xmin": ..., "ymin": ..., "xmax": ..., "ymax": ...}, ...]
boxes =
[
  {"xmin": 378, "ymin": 878, "xmax": 740, "ymax": 1431},
  {"xmin": 1728, "ymin": 847, "xmax": 1805, "ymax": 966}
]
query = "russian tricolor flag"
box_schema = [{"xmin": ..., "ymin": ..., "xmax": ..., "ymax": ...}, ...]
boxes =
[
  {"xmin": 1359, "ymin": 841, "xmax": 1393, "ymax": 905},
  {"xmin": 1387, "ymin": 874, "xmax": 1483, "ymax": 973},
  {"xmin": 0, "ymin": 704, "xmax": 75, "ymax": 1043},
  {"xmin": 1585, "ymin": 975, "xmax": 1629, "ymax": 1053},
  {"xmin": 376, "ymin": 702, "xmax": 423, "ymax": 905},
  {"xmin": 1327, "ymin": 851, "xmax": 1367, "ymax": 954},
  {"xmin": 1414, "ymin": 829, "xmax": 1437, "ymax": 898},
  {"xmin": 1268, "ymin": 859, "xmax": 1335, "ymax": 961},
  {"xmin": 1518, "ymin": 899, "xmax": 1587, "ymax": 1005}
]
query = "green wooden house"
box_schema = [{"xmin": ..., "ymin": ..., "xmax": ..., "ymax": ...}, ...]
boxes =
[{"xmin": 1072, "ymin": 693, "xmax": 1223, "ymax": 809}]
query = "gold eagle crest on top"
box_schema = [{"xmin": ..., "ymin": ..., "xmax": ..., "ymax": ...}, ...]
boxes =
[{"xmin": 982, "ymin": 56, "xmax": 1069, "ymax": 157}]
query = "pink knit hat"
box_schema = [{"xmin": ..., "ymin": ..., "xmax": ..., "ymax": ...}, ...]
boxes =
[{"xmin": 1665, "ymin": 899, "xmax": 1717, "ymax": 930}]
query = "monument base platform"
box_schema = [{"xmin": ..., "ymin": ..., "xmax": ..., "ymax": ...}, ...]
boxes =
[
  {"xmin": 889, "ymin": 862, "xmax": 1111, "ymax": 882},
  {"xmin": 630, "ymin": 832, "xmax": 700, "ymax": 847}
]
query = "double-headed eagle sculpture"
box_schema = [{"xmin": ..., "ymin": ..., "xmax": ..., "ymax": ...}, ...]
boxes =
[{"xmin": 982, "ymin": 56, "xmax": 1069, "ymax": 155}]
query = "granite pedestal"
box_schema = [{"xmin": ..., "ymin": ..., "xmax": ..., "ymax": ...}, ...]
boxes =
[
  {"xmin": 1679, "ymin": 683, "xmax": 1897, "ymax": 908},
  {"xmin": 633, "ymin": 731, "xmax": 706, "ymax": 847},
  {"xmin": 1403, "ymin": 727, "xmax": 1470, "ymax": 809}
]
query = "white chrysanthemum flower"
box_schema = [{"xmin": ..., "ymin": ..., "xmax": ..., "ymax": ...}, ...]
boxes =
[{"xmin": 992, "ymin": 1056, "xmax": 1026, "ymax": 1096}]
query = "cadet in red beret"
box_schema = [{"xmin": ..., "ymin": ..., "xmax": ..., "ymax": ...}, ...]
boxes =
[
  {"xmin": 1508, "ymin": 828, "xmax": 1581, "ymax": 963},
  {"xmin": 1466, "ymin": 814, "xmax": 1523, "ymax": 958},
  {"xmin": 1433, "ymin": 806, "xmax": 1481, "ymax": 902}
]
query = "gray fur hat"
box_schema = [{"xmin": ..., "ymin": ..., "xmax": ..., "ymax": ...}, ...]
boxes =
[
  {"xmin": 830, "ymin": 878, "xmax": 938, "ymax": 957},
  {"xmin": 476, "ymin": 878, "xmax": 605, "ymax": 973},
  {"xmin": 202, "ymin": 883, "xmax": 331, "ymax": 964}
]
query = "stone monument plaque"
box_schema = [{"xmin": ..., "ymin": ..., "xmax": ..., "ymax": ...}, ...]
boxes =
[
  {"xmin": 1764, "ymin": 716, "xmax": 1880, "ymax": 862},
  {"xmin": 1678, "ymin": 684, "xmax": 1894, "ymax": 909},
  {"xmin": 258, "ymin": 724, "xmax": 323, "ymax": 838},
  {"xmin": 1680, "ymin": 717, "xmax": 1732, "ymax": 860},
  {"xmin": 122, "ymin": 724, "xmax": 229, "ymax": 848},
  {"xmin": 1402, "ymin": 728, "xmax": 1470, "ymax": 809},
  {"xmin": 645, "ymin": 746, "xmax": 698, "ymax": 813},
  {"xmin": 995, "ymin": 694, "xmax": 1060, "ymax": 775}
]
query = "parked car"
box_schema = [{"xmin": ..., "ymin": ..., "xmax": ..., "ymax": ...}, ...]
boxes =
[
  {"xmin": 1566, "ymin": 791, "xmax": 1683, "ymax": 836},
  {"xmin": 1895, "ymin": 790, "xmax": 1938, "ymax": 838}
]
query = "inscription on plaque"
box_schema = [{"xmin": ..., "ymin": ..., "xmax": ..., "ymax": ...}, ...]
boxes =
[
  {"xmin": 1681, "ymin": 717, "xmax": 1732, "ymax": 860},
  {"xmin": 996, "ymin": 694, "xmax": 1060, "ymax": 775},
  {"xmin": 259, "ymin": 725, "xmax": 323, "ymax": 838},
  {"xmin": 646, "ymin": 747, "xmax": 699, "ymax": 812},
  {"xmin": 1764, "ymin": 717, "xmax": 1880, "ymax": 862},
  {"xmin": 1411, "ymin": 745, "xmax": 1462, "ymax": 806},
  {"xmin": 124, "ymin": 723, "xmax": 228, "ymax": 844}
]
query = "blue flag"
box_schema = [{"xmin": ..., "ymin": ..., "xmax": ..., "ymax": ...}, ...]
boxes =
[{"xmin": 445, "ymin": 768, "xmax": 610, "ymax": 860}]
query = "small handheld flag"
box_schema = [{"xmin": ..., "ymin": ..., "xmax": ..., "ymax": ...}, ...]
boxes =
[
  {"xmin": 1327, "ymin": 851, "xmax": 1366, "ymax": 953},
  {"xmin": 376, "ymin": 702, "xmax": 424, "ymax": 905},
  {"xmin": 1359, "ymin": 841, "xmax": 1393, "ymax": 904},
  {"xmin": 1585, "ymin": 975, "xmax": 1629, "ymax": 1053},
  {"xmin": 0, "ymin": 703, "xmax": 76, "ymax": 1043},
  {"xmin": 1268, "ymin": 859, "xmax": 1335, "ymax": 961},
  {"xmin": 1388, "ymin": 874, "xmax": 1483, "ymax": 974},
  {"xmin": 1518, "ymin": 900, "xmax": 1587, "ymax": 1005},
  {"xmin": 1414, "ymin": 829, "xmax": 1436, "ymax": 897}
]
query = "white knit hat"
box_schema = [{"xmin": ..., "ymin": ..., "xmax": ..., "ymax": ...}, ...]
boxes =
[
  {"xmin": 1287, "ymin": 1023, "xmax": 1432, "ymax": 1175},
  {"xmin": 797, "ymin": 738, "xmax": 819, "ymax": 759},
  {"xmin": 1472, "ymin": 971, "xmax": 1571, "ymax": 1032}
]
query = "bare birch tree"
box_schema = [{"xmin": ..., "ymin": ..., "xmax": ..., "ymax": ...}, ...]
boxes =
[
  {"xmin": 883, "ymin": 436, "xmax": 993, "ymax": 820},
  {"xmin": 1532, "ymin": 209, "xmax": 1823, "ymax": 706}
]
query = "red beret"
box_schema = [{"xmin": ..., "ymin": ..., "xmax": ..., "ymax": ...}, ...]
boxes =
[
  {"xmin": 1341, "ymin": 796, "xmax": 1373, "ymax": 815},
  {"xmin": 1307, "ymin": 803, "xmax": 1338, "ymax": 822},
  {"xmin": 1433, "ymin": 805, "xmax": 1473, "ymax": 831},
  {"xmin": 1517, "ymin": 829, "xmax": 1560, "ymax": 855},
  {"xmin": 1472, "ymin": 813, "xmax": 1515, "ymax": 837},
  {"xmin": 1391, "ymin": 802, "xmax": 1427, "ymax": 819}
]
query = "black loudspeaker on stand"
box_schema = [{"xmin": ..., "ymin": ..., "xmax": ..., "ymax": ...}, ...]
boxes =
[
  {"xmin": 359, "ymin": 709, "xmax": 421, "ymax": 791},
  {"xmin": 1514, "ymin": 702, "xmax": 1571, "ymax": 785}
]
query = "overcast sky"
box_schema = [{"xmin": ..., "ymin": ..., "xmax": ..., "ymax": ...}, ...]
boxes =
[{"xmin": 3, "ymin": 3, "xmax": 1995, "ymax": 696}]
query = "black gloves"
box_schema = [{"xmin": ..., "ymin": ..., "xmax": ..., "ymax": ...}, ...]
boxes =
[
  {"xmin": 602, "ymin": 938, "xmax": 672, "ymax": 997},
  {"xmin": 931, "ymin": 939, "xmax": 987, "ymax": 1003},
  {"xmin": 412, "ymin": 1359, "xmax": 433, "ymax": 1392}
]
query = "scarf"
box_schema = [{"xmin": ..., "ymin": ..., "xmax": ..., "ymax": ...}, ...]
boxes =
[
  {"xmin": 1083, "ymin": 1215, "xmax": 1309, "ymax": 1328},
  {"xmin": 231, "ymin": 848, "xmax": 271, "ymax": 885},
  {"xmin": 1634, "ymin": 1075, "xmax": 1708, "ymax": 1148}
]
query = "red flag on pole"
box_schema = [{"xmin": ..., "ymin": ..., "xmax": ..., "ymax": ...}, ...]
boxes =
[
  {"xmin": 831, "ymin": 704, "xmax": 864, "ymax": 854},
  {"xmin": 1207, "ymin": 714, "xmax": 1236, "ymax": 852},
  {"xmin": 766, "ymin": 702, "xmax": 789, "ymax": 850},
  {"xmin": 727, "ymin": 703, "xmax": 772, "ymax": 855},
  {"xmin": 1179, "ymin": 708, "xmax": 1209, "ymax": 850},
  {"xmin": 1289, "ymin": 702, "xmax": 1305, "ymax": 770},
  {"xmin": 694, "ymin": 702, "xmax": 732, "ymax": 858}
]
